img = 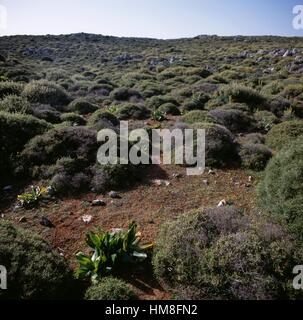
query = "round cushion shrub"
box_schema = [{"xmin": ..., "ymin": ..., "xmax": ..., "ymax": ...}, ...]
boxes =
[
  {"xmin": 68, "ymin": 98, "xmax": 98, "ymax": 115},
  {"xmin": 153, "ymin": 207, "xmax": 303, "ymax": 300},
  {"xmin": 0, "ymin": 95, "xmax": 30, "ymax": 114},
  {"xmin": 85, "ymin": 277, "xmax": 137, "ymax": 300},
  {"xmin": 242, "ymin": 133, "xmax": 266, "ymax": 145},
  {"xmin": 0, "ymin": 81, "xmax": 23, "ymax": 99},
  {"xmin": 182, "ymin": 110, "xmax": 214, "ymax": 124},
  {"xmin": 191, "ymin": 123, "xmax": 239, "ymax": 167},
  {"xmin": 158, "ymin": 103, "xmax": 181, "ymax": 116},
  {"xmin": 88, "ymin": 110, "xmax": 119, "ymax": 129},
  {"xmin": 257, "ymin": 138, "xmax": 303, "ymax": 241},
  {"xmin": 0, "ymin": 111, "xmax": 51, "ymax": 175},
  {"xmin": 60, "ymin": 113, "xmax": 86, "ymax": 126},
  {"xmin": 23, "ymin": 80, "xmax": 70, "ymax": 107},
  {"xmin": 30, "ymin": 104, "xmax": 61, "ymax": 124},
  {"xmin": 0, "ymin": 221, "xmax": 73, "ymax": 299},
  {"xmin": 219, "ymin": 84, "xmax": 266, "ymax": 109},
  {"xmin": 254, "ymin": 110, "xmax": 278, "ymax": 132},
  {"xmin": 208, "ymin": 107, "xmax": 255, "ymax": 133},
  {"xmin": 110, "ymin": 87, "xmax": 142, "ymax": 101},
  {"xmin": 240, "ymin": 143, "xmax": 273, "ymax": 171},
  {"xmin": 146, "ymin": 95, "xmax": 178, "ymax": 109},
  {"xmin": 266, "ymin": 120, "xmax": 303, "ymax": 151},
  {"xmin": 114, "ymin": 103, "xmax": 150, "ymax": 120}
]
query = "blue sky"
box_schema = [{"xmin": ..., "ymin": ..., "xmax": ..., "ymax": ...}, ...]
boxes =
[{"xmin": 0, "ymin": 0, "xmax": 302, "ymax": 38}]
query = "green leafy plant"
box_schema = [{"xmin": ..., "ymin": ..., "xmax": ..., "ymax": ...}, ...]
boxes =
[
  {"xmin": 17, "ymin": 185, "xmax": 48, "ymax": 207},
  {"xmin": 152, "ymin": 109, "xmax": 166, "ymax": 122},
  {"xmin": 76, "ymin": 222, "xmax": 153, "ymax": 282}
]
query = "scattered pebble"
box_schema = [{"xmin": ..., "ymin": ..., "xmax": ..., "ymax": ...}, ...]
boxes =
[
  {"xmin": 82, "ymin": 215, "xmax": 93, "ymax": 224},
  {"xmin": 40, "ymin": 216, "xmax": 54, "ymax": 228},
  {"xmin": 208, "ymin": 169, "xmax": 216, "ymax": 175},
  {"xmin": 172, "ymin": 173, "xmax": 182, "ymax": 179},
  {"xmin": 248, "ymin": 176, "xmax": 253, "ymax": 182},
  {"xmin": 202, "ymin": 179, "xmax": 209, "ymax": 186},
  {"xmin": 112, "ymin": 228, "xmax": 123, "ymax": 234},
  {"xmin": 152, "ymin": 179, "xmax": 171, "ymax": 187},
  {"xmin": 91, "ymin": 199, "xmax": 106, "ymax": 207},
  {"xmin": 108, "ymin": 191, "xmax": 120, "ymax": 199},
  {"xmin": 19, "ymin": 216, "xmax": 27, "ymax": 223},
  {"xmin": 217, "ymin": 199, "xmax": 227, "ymax": 207}
]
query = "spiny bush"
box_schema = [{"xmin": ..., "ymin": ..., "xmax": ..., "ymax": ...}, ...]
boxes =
[
  {"xmin": 30, "ymin": 104, "xmax": 61, "ymax": 124},
  {"xmin": 88, "ymin": 110, "xmax": 119, "ymax": 129},
  {"xmin": 208, "ymin": 108, "xmax": 255, "ymax": 133},
  {"xmin": 0, "ymin": 81, "xmax": 23, "ymax": 99},
  {"xmin": 0, "ymin": 111, "xmax": 51, "ymax": 176},
  {"xmin": 60, "ymin": 112, "xmax": 86, "ymax": 126},
  {"xmin": 17, "ymin": 126, "xmax": 99, "ymax": 179},
  {"xmin": 0, "ymin": 95, "xmax": 30, "ymax": 114},
  {"xmin": 68, "ymin": 98, "xmax": 98, "ymax": 115},
  {"xmin": 266, "ymin": 120, "xmax": 303, "ymax": 151},
  {"xmin": 219, "ymin": 84, "xmax": 266, "ymax": 109},
  {"xmin": 113, "ymin": 103, "xmax": 151, "ymax": 120},
  {"xmin": 153, "ymin": 207, "xmax": 303, "ymax": 300},
  {"xmin": 0, "ymin": 221, "xmax": 74, "ymax": 299},
  {"xmin": 254, "ymin": 110, "xmax": 278, "ymax": 132},
  {"xmin": 146, "ymin": 95, "xmax": 178, "ymax": 110},
  {"xmin": 85, "ymin": 278, "xmax": 136, "ymax": 300},
  {"xmin": 191, "ymin": 123, "xmax": 239, "ymax": 167},
  {"xmin": 158, "ymin": 103, "xmax": 181, "ymax": 116},
  {"xmin": 110, "ymin": 87, "xmax": 142, "ymax": 101},
  {"xmin": 257, "ymin": 138, "xmax": 303, "ymax": 241},
  {"xmin": 23, "ymin": 80, "xmax": 70, "ymax": 107},
  {"xmin": 242, "ymin": 133, "xmax": 265, "ymax": 145},
  {"xmin": 182, "ymin": 110, "xmax": 214, "ymax": 124},
  {"xmin": 240, "ymin": 143, "xmax": 273, "ymax": 171}
]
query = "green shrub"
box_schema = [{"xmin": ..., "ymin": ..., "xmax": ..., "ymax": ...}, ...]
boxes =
[
  {"xmin": 88, "ymin": 110, "xmax": 119, "ymax": 129},
  {"xmin": 242, "ymin": 133, "xmax": 265, "ymax": 145},
  {"xmin": 240, "ymin": 143, "xmax": 273, "ymax": 171},
  {"xmin": 158, "ymin": 103, "xmax": 181, "ymax": 116},
  {"xmin": 153, "ymin": 207, "xmax": 302, "ymax": 300},
  {"xmin": 0, "ymin": 95, "xmax": 30, "ymax": 113},
  {"xmin": 266, "ymin": 120, "xmax": 303, "ymax": 151},
  {"xmin": 85, "ymin": 278, "xmax": 136, "ymax": 300},
  {"xmin": 30, "ymin": 104, "xmax": 61, "ymax": 123},
  {"xmin": 113, "ymin": 103, "xmax": 150, "ymax": 120},
  {"xmin": 68, "ymin": 98, "xmax": 98, "ymax": 115},
  {"xmin": 23, "ymin": 80, "xmax": 70, "ymax": 106},
  {"xmin": 110, "ymin": 87, "xmax": 142, "ymax": 101},
  {"xmin": 191, "ymin": 123, "xmax": 239, "ymax": 167},
  {"xmin": 219, "ymin": 84, "xmax": 266, "ymax": 109},
  {"xmin": 257, "ymin": 138, "xmax": 303, "ymax": 241},
  {"xmin": 60, "ymin": 112, "xmax": 86, "ymax": 126},
  {"xmin": 0, "ymin": 81, "xmax": 23, "ymax": 99},
  {"xmin": 182, "ymin": 110, "xmax": 214, "ymax": 124},
  {"xmin": 208, "ymin": 108, "xmax": 255, "ymax": 133},
  {"xmin": 0, "ymin": 111, "xmax": 51, "ymax": 176},
  {"xmin": 0, "ymin": 221, "xmax": 74, "ymax": 299},
  {"xmin": 146, "ymin": 95, "xmax": 178, "ymax": 109},
  {"xmin": 254, "ymin": 110, "xmax": 278, "ymax": 132}
]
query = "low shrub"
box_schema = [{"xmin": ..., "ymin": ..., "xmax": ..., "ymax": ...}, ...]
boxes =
[
  {"xmin": 0, "ymin": 81, "xmax": 23, "ymax": 99},
  {"xmin": 68, "ymin": 98, "xmax": 98, "ymax": 115},
  {"xmin": 158, "ymin": 103, "xmax": 181, "ymax": 116},
  {"xmin": 60, "ymin": 113, "xmax": 86, "ymax": 126},
  {"xmin": 266, "ymin": 120, "xmax": 303, "ymax": 151},
  {"xmin": 242, "ymin": 133, "xmax": 265, "ymax": 145},
  {"xmin": 88, "ymin": 110, "xmax": 119, "ymax": 129},
  {"xmin": 191, "ymin": 123, "xmax": 239, "ymax": 167},
  {"xmin": 30, "ymin": 104, "xmax": 61, "ymax": 123},
  {"xmin": 114, "ymin": 103, "xmax": 150, "ymax": 120},
  {"xmin": 23, "ymin": 80, "xmax": 70, "ymax": 106},
  {"xmin": 208, "ymin": 108, "xmax": 255, "ymax": 133},
  {"xmin": 254, "ymin": 110, "xmax": 278, "ymax": 132},
  {"xmin": 146, "ymin": 95, "xmax": 178, "ymax": 109},
  {"xmin": 219, "ymin": 84, "xmax": 266, "ymax": 109},
  {"xmin": 110, "ymin": 87, "xmax": 142, "ymax": 101},
  {"xmin": 0, "ymin": 95, "xmax": 30, "ymax": 114},
  {"xmin": 182, "ymin": 110, "xmax": 214, "ymax": 124},
  {"xmin": 257, "ymin": 138, "xmax": 303, "ymax": 241},
  {"xmin": 0, "ymin": 111, "xmax": 51, "ymax": 176},
  {"xmin": 240, "ymin": 143, "xmax": 273, "ymax": 171},
  {"xmin": 0, "ymin": 221, "xmax": 74, "ymax": 299},
  {"xmin": 153, "ymin": 207, "xmax": 302, "ymax": 300},
  {"xmin": 85, "ymin": 278, "xmax": 136, "ymax": 300}
]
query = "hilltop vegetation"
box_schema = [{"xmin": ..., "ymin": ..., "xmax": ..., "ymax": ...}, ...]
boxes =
[{"xmin": 0, "ymin": 33, "xmax": 303, "ymax": 300}]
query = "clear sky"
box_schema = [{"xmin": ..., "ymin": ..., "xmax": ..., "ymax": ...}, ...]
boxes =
[{"xmin": 0, "ymin": 0, "xmax": 302, "ymax": 38}]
